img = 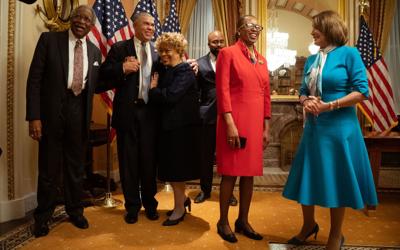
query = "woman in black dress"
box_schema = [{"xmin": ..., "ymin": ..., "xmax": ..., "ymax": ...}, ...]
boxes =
[{"xmin": 149, "ymin": 32, "xmax": 201, "ymax": 226}]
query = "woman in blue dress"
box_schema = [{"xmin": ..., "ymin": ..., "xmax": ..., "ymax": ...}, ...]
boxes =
[{"xmin": 283, "ymin": 10, "xmax": 378, "ymax": 250}]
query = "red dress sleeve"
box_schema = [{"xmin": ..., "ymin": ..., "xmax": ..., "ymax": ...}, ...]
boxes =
[{"xmin": 216, "ymin": 49, "xmax": 232, "ymax": 114}]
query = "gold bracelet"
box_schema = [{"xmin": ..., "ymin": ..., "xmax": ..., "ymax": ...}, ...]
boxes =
[
  {"xmin": 336, "ymin": 99, "xmax": 340, "ymax": 109},
  {"xmin": 329, "ymin": 102, "xmax": 334, "ymax": 110}
]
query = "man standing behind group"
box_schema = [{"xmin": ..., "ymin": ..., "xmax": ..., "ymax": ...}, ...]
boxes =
[
  {"xmin": 26, "ymin": 5, "xmax": 101, "ymax": 237},
  {"xmin": 194, "ymin": 31, "xmax": 237, "ymax": 206},
  {"xmin": 100, "ymin": 12, "xmax": 160, "ymax": 224}
]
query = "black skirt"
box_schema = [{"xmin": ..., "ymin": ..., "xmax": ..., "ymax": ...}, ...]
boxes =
[{"xmin": 157, "ymin": 125, "xmax": 201, "ymax": 182}]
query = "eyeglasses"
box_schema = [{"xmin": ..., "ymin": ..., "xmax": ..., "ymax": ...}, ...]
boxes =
[
  {"xmin": 240, "ymin": 23, "xmax": 263, "ymax": 32},
  {"xmin": 71, "ymin": 14, "xmax": 92, "ymax": 24}
]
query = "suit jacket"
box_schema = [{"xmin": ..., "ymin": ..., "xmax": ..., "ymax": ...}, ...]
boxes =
[
  {"xmin": 26, "ymin": 31, "xmax": 101, "ymax": 134},
  {"xmin": 197, "ymin": 53, "xmax": 217, "ymax": 125},
  {"xmin": 149, "ymin": 62, "xmax": 200, "ymax": 131},
  {"xmin": 99, "ymin": 37, "xmax": 162, "ymax": 132}
]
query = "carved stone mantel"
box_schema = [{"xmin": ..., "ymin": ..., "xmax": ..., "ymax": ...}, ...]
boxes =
[{"xmin": 264, "ymin": 95, "xmax": 303, "ymax": 171}]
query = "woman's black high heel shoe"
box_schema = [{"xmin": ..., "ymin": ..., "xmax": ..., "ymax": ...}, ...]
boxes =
[
  {"xmin": 217, "ymin": 222, "xmax": 238, "ymax": 243},
  {"xmin": 167, "ymin": 197, "xmax": 192, "ymax": 216},
  {"xmin": 234, "ymin": 220, "xmax": 263, "ymax": 240},
  {"xmin": 166, "ymin": 197, "xmax": 191, "ymax": 216},
  {"xmin": 162, "ymin": 212, "xmax": 186, "ymax": 226},
  {"xmin": 288, "ymin": 223, "xmax": 319, "ymax": 245}
]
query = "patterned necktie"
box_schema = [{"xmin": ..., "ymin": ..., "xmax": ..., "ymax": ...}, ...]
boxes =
[
  {"xmin": 71, "ymin": 39, "xmax": 83, "ymax": 96},
  {"xmin": 141, "ymin": 42, "xmax": 150, "ymax": 103}
]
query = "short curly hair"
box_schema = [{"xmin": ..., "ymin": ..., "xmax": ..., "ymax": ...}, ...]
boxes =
[{"xmin": 155, "ymin": 32, "xmax": 187, "ymax": 57}]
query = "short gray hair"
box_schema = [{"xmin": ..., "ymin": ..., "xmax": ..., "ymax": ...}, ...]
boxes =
[{"xmin": 131, "ymin": 11, "xmax": 153, "ymax": 23}]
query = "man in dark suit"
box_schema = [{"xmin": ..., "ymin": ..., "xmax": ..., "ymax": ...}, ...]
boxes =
[
  {"xmin": 195, "ymin": 31, "xmax": 237, "ymax": 206},
  {"xmin": 26, "ymin": 5, "xmax": 101, "ymax": 237},
  {"xmin": 99, "ymin": 12, "xmax": 161, "ymax": 224}
]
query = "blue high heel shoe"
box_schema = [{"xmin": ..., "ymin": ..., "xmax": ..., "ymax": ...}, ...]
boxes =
[{"xmin": 288, "ymin": 223, "xmax": 319, "ymax": 245}]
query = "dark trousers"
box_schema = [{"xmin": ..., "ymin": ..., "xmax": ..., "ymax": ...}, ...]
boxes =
[
  {"xmin": 34, "ymin": 90, "xmax": 87, "ymax": 224},
  {"xmin": 116, "ymin": 104, "xmax": 158, "ymax": 214},
  {"xmin": 199, "ymin": 124, "xmax": 216, "ymax": 195}
]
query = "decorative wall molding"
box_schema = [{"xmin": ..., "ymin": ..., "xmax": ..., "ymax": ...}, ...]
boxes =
[
  {"xmin": 7, "ymin": 0, "xmax": 16, "ymax": 201},
  {"xmin": 0, "ymin": 192, "xmax": 36, "ymax": 223}
]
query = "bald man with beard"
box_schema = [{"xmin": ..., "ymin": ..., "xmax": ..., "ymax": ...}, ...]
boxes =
[{"xmin": 194, "ymin": 31, "xmax": 237, "ymax": 206}]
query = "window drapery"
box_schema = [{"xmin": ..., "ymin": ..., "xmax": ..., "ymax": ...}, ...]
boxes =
[
  {"xmin": 366, "ymin": 0, "xmax": 396, "ymax": 53},
  {"xmin": 211, "ymin": 0, "xmax": 242, "ymax": 46},
  {"xmin": 186, "ymin": 0, "xmax": 214, "ymax": 59},
  {"xmin": 176, "ymin": 0, "xmax": 197, "ymax": 36},
  {"xmin": 384, "ymin": 2, "xmax": 400, "ymax": 114}
]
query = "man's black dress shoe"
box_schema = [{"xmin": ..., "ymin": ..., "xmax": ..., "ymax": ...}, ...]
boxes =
[
  {"xmin": 124, "ymin": 213, "xmax": 138, "ymax": 224},
  {"xmin": 70, "ymin": 215, "xmax": 89, "ymax": 229},
  {"xmin": 33, "ymin": 222, "xmax": 49, "ymax": 238},
  {"xmin": 194, "ymin": 192, "xmax": 211, "ymax": 203},
  {"xmin": 145, "ymin": 209, "xmax": 159, "ymax": 220},
  {"xmin": 234, "ymin": 220, "xmax": 263, "ymax": 240},
  {"xmin": 229, "ymin": 195, "xmax": 238, "ymax": 206}
]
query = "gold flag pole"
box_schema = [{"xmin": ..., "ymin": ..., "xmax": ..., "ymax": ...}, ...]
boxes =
[
  {"xmin": 359, "ymin": 0, "xmax": 369, "ymax": 16},
  {"xmin": 95, "ymin": 114, "xmax": 123, "ymax": 208}
]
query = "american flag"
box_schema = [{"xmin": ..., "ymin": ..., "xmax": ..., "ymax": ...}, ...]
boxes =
[
  {"xmin": 356, "ymin": 16, "xmax": 398, "ymax": 132},
  {"xmin": 162, "ymin": 0, "xmax": 181, "ymax": 33},
  {"xmin": 87, "ymin": 0, "xmax": 135, "ymax": 141},
  {"xmin": 131, "ymin": 0, "xmax": 162, "ymax": 40}
]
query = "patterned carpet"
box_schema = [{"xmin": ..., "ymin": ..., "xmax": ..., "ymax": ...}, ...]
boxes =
[
  {"xmin": 268, "ymin": 243, "xmax": 400, "ymax": 250},
  {"xmin": 1, "ymin": 189, "xmax": 399, "ymax": 250}
]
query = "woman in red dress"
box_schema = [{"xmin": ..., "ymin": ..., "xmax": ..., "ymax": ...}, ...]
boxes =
[{"xmin": 215, "ymin": 15, "xmax": 271, "ymax": 243}]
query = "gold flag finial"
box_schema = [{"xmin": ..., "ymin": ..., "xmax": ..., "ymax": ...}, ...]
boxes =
[{"xmin": 359, "ymin": 0, "xmax": 369, "ymax": 16}]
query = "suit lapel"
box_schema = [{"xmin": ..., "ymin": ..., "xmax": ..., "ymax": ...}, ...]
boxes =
[
  {"xmin": 203, "ymin": 53, "xmax": 216, "ymax": 83},
  {"xmin": 205, "ymin": 53, "xmax": 215, "ymax": 73},
  {"xmin": 127, "ymin": 38, "xmax": 136, "ymax": 58},
  {"xmin": 58, "ymin": 31, "xmax": 69, "ymax": 86},
  {"xmin": 150, "ymin": 42, "xmax": 158, "ymax": 63},
  {"xmin": 86, "ymin": 40, "xmax": 95, "ymax": 90}
]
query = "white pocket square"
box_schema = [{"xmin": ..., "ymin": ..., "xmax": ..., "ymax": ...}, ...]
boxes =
[{"xmin": 93, "ymin": 61, "xmax": 99, "ymax": 66}]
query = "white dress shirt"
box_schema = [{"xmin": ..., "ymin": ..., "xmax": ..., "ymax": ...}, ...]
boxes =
[
  {"xmin": 134, "ymin": 37, "xmax": 152, "ymax": 100},
  {"xmin": 67, "ymin": 30, "xmax": 88, "ymax": 90},
  {"xmin": 209, "ymin": 52, "xmax": 217, "ymax": 72}
]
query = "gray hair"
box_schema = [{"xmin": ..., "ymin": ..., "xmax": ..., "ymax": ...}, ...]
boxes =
[
  {"xmin": 131, "ymin": 11, "xmax": 153, "ymax": 23},
  {"xmin": 71, "ymin": 5, "xmax": 97, "ymax": 25}
]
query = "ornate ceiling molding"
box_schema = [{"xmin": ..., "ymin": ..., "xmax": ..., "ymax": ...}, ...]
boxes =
[{"xmin": 267, "ymin": 0, "xmax": 326, "ymax": 20}]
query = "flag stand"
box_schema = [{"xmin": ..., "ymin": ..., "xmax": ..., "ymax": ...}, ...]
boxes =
[{"xmin": 95, "ymin": 114, "xmax": 122, "ymax": 208}]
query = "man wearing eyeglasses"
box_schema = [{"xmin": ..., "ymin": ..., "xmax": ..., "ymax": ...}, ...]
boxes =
[
  {"xmin": 26, "ymin": 5, "xmax": 101, "ymax": 237},
  {"xmin": 194, "ymin": 31, "xmax": 238, "ymax": 206}
]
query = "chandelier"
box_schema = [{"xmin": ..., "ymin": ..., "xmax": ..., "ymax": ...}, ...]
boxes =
[{"xmin": 266, "ymin": 8, "xmax": 297, "ymax": 72}]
